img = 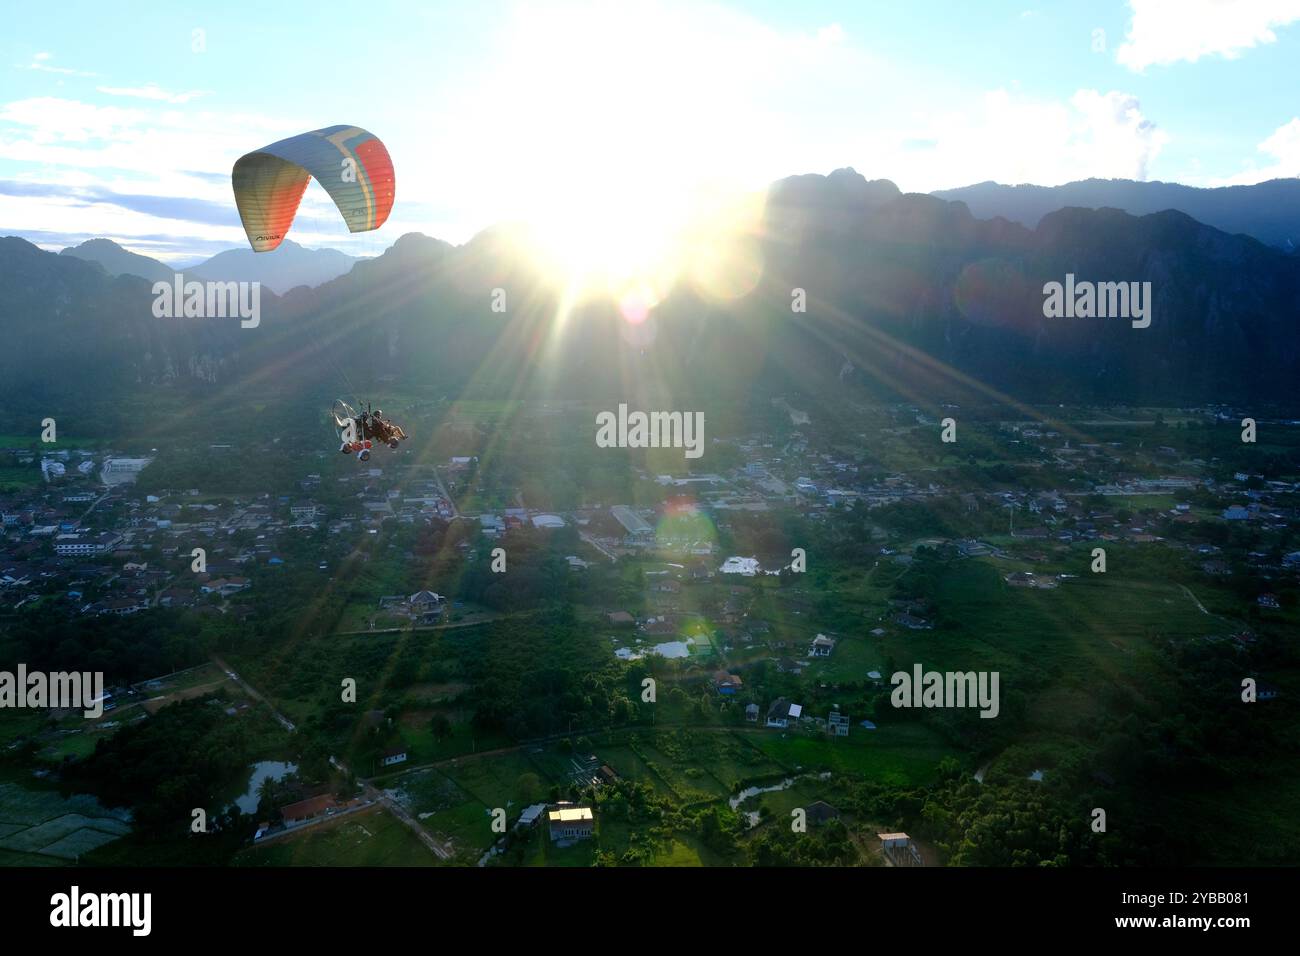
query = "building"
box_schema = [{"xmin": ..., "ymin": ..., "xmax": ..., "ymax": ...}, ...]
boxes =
[
  {"xmin": 895, "ymin": 612, "xmax": 933, "ymax": 630},
  {"xmin": 719, "ymin": 556, "xmax": 760, "ymax": 576},
  {"xmin": 827, "ymin": 712, "xmax": 850, "ymax": 737},
  {"xmin": 546, "ymin": 803, "xmax": 595, "ymax": 844},
  {"xmin": 89, "ymin": 596, "xmax": 149, "ymax": 616},
  {"xmin": 379, "ymin": 748, "xmax": 408, "ymax": 767},
  {"xmin": 515, "ymin": 803, "xmax": 547, "ymax": 830},
  {"xmin": 199, "ymin": 577, "xmax": 250, "ymax": 597},
  {"xmin": 878, "ymin": 832, "xmax": 923, "ymax": 866},
  {"xmin": 766, "ymin": 698, "xmax": 802, "ymax": 729},
  {"xmin": 610, "ymin": 506, "xmax": 654, "ymax": 546},
  {"xmin": 409, "ymin": 590, "xmax": 445, "ymax": 611},
  {"xmin": 407, "ymin": 590, "xmax": 445, "ymax": 623},
  {"xmin": 713, "ymin": 670, "xmax": 743, "ymax": 695},
  {"xmin": 54, "ymin": 532, "xmax": 122, "ymax": 557},
  {"xmin": 744, "ymin": 703, "xmax": 760, "ymax": 722},
  {"xmin": 280, "ymin": 794, "xmax": 337, "ymax": 825},
  {"xmin": 804, "ymin": 801, "xmax": 841, "ymax": 825},
  {"xmin": 100, "ymin": 457, "xmax": 153, "ymax": 486},
  {"xmin": 809, "ymin": 634, "xmax": 836, "ymax": 657}
]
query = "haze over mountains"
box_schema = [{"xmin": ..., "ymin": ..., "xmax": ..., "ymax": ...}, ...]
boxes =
[
  {"xmin": 932, "ymin": 177, "xmax": 1300, "ymax": 250},
  {"xmin": 59, "ymin": 238, "xmax": 362, "ymax": 295},
  {"xmin": 4, "ymin": 168, "xmax": 1298, "ymax": 431},
  {"xmin": 59, "ymin": 237, "xmax": 174, "ymax": 284}
]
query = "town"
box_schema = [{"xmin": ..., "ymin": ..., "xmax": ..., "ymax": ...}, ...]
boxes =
[{"xmin": 0, "ymin": 397, "xmax": 1296, "ymax": 867}]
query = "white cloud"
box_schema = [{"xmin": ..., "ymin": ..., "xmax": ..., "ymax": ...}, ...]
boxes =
[
  {"xmin": 0, "ymin": 191, "xmax": 245, "ymax": 253},
  {"xmin": 0, "ymin": 3, "xmax": 1182, "ymax": 258},
  {"xmin": 870, "ymin": 89, "xmax": 1168, "ymax": 191},
  {"xmin": 97, "ymin": 84, "xmax": 208, "ymax": 105},
  {"xmin": 416, "ymin": 0, "xmax": 879, "ymax": 238},
  {"xmin": 0, "ymin": 95, "xmax": 319, "ymax": 250},
  {"xmin": 1117, "ymin": 0, "xmax": 1300, "ymax": 71},
  {"xmin": 1205, "ymin": 117, "xmax": 1300, "ymax": 184},
  {"xmin": 18, "ymin": 52, "xmax": 97, "ymax": 77},
  {"xmin": 0, "ymin": 96, "xmax": 300, "ymax": 166}
]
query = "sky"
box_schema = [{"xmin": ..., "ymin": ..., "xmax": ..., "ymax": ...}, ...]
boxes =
[{"xmin": 1, "ymin": 0, "xmax": 1298, "ymax": 264}]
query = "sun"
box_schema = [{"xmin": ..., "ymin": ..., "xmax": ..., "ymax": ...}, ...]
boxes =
[
  {"xmin": 520, "ymin": 169, "xmax": 692, "ymax": 307},
  {"xmin": 464, "ymin": 1, "xmax": 767, "ymax": 312}
]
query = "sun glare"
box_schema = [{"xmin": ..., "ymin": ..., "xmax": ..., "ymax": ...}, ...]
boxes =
[{"xmin": 477, "ymin": 2, "xmax": 771, "ymax": 313}]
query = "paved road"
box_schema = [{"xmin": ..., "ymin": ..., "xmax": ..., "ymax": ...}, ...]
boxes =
[
  {"xmin": 431, "ymin": 469, "xmax": 459, "ymax": 519},
  {"xmin": 1179, "ymin": 584, "xmax": 1210, "ymax": 616},
  {"xmin": 211, "ymin": 654, "xmax": 296, "ymax": 732},
  {"xmin": 580, "ymin": 532, "xmax": 619, "ymax": 563},
  {"xmin": 73, "ymin": 491, "xmax": 114, "ymax": 529},
  {"xmin": 363, "ymin": 782, "xmax": 452, "ymax": 859},
  {"xmin": 251, "ymin": 800, "xmax": 376, "ymax": 846},
  {"xmin": 333, "ymin": 614, "xmax": 513, "ymax": 637}
]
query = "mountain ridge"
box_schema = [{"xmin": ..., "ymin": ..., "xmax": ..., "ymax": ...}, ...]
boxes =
[
  {"xmin": 3, "ymin": 168, "xmax": 1297, "ymax": 428},
  {"xmin": 932, "ymin": 176, "xmax": 1300, "ymax": 250}
]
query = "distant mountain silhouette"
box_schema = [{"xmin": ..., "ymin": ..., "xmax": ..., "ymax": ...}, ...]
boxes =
[
  {"xmin": 56, "ymin": 237, "xmax": 360, "ymax": 294},
  {"xmin": 59, "ymin": 238, "xmax": 173, "ymax": 283},
  {"xmin": 4, "ymin": 168, "xmax": 1299, "ymax": 429},
  {"xmin": 932, "ymin": 178, "xmax": 1300, "ymax": 250},
  {"xmin": 187, "ymin": 239, "xmax": 360, "ymax": 294}
]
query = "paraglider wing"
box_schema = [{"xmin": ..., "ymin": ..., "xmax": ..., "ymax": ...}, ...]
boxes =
[{"xmin": 232, "ymin": 125, "xmax": 395, "ymax": 253}]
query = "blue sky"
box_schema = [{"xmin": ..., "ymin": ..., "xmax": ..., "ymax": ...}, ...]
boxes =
[{"xmin": 2, "ymin": 0, "xmax": 1297, "ymax": 263}]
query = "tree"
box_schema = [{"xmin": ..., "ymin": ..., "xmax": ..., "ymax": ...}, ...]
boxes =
[{"xmin": 429, "ymin": 713, "xmax": 452, "ymax": 740}]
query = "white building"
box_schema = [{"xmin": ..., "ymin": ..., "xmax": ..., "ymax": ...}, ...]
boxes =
[
  {"xmin": 720, "ymin": 556, "xmax": 760, "ymax": 576},
  {"xmin": 54, "ymin": 532, "xmax": 122, "ymax": 557},
  {"xmin": 101, "ymin": 458, "xmax": 153, "ymax": 486}
]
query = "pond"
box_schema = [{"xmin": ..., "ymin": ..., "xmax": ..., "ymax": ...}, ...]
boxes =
[
  {"xmin": 727, "ymin": 771, "xmax": 832, "ymax": 828},
  {"xmin": 613, "ymin": 637, "xmax": 696, "ymax": 661},
  {"xmin": 233, "ymin": 760, "xmax": 298, "ymax": 815},
  {"xmin": 728, "ymin": 777, "xmax": 797, "ymax": 828}
]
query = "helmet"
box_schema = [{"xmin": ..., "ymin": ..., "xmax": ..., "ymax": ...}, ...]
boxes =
[{"xmin": 362, "ymin": 440, "xmax": 372, "ymax": 449}]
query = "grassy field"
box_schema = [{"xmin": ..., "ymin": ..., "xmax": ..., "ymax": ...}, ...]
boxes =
[
  {"xmin": 742, "ymin": 724, "xmax": 956, "ymax": 787},
  {"xmin": 386, "ymin": 766, "xmax": 494, "ymax": 861},
  {"xmin": 440, "ymin": 750, "xmax": 546, "ymax": 808},
  {"xmin": 865, "ymin": 558, "xmax": 1221, "ymax": 692},
  {"xmin": 235, "ymin": 806, "xmax": 439, "ymax": 866},
  {"xmin": 0, "ymin": 465, "xmax": 40, "ymax": 492}
]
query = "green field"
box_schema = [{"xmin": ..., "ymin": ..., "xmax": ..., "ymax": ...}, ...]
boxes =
[
  {"xmin": 0, "ymin": 781, "xmax": 132, "ymax": 864},
  {"xmin": 744, "ymin": 724, "xmax": 956, "ymax": 787},
  {"xmin": 235, "ymin": 807, "xmax": 439, "ymax": 866},
  {"xmin": 387, "ymin": 767, "xmax": 494, "ymax": 861}
]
